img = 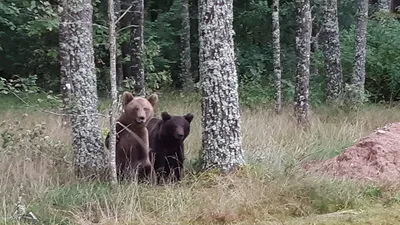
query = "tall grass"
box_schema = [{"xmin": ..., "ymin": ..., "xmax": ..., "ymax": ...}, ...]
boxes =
[{"xmin": 1, "ymin": 93, "xmax": 400, "ymax": 224}]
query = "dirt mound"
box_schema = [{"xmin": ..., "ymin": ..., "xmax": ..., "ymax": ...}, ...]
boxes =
[{"xmin": 303, "ymin": 122, "xmax": 400, "ymax": 183}]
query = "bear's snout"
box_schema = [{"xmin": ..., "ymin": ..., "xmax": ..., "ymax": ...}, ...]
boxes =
[
  {"xmin": 136, "ymin": 116, "xmax": 146, "ymax": 124},
  {"xmin": 174, "ymin": 127, "xmax": 185, "ymax": 140}
]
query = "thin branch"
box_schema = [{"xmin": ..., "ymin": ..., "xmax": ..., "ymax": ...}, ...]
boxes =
[
  {"xmin": 116, "ymin": 121, "xmax": 150, "ymax": 151},
  {"xmin": 311, "ymin": 27, "xmax": 323, "ymax": 44},
  {"xmin": 117, "ymin": 24, "xmax": 139, "ymax": 33},
  {"xmin": 115, "ymin": 5, "xmax": 133, "ymax": 25}
]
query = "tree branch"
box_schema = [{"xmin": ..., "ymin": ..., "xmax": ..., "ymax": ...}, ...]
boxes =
[{"xmin": 115, "ymin": 5, "xmax": 132, "ymax": 25}]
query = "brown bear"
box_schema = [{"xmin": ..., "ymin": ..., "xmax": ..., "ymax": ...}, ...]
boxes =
[
  {"xmin": 147, "ymin": 111, "xmax": 194, "ymax": 184},
  {"xmin": 105, "ymin": 91, "xmax": 158, "ymax": 181}
]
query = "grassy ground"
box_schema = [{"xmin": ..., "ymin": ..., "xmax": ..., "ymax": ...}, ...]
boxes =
[{"xmin": 1, "ymin": 92, "xmax": 400, "ymax": 224}]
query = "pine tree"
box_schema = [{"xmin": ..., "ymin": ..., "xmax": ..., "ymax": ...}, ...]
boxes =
[{"xmin": 199, "ymin": 0, "xmax": 245, "ymax": 172}]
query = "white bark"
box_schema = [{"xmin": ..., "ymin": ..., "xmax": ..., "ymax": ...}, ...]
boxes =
[
  {"xmin": 294, "ymin": 0, "xmax": 312, "ymax": 127},
  {"xmin": 108, "ymin": 0, "xmax": 118, "ymax": 184},
  {"xmin": 199, "ymin": 0, "xmax": 245, "ymax": 172},
  {"xmin": 59, "ymin": 0, "xmax": 72, "ymax": 127},
  {"xmin": 130, "ymin": 0, "xmax": 145, "ymax": 96},
  {"xmin": 347, "ymin": 0, "xmax": 368, "ymax": 106},
  {"xmin": 322, "ymin": 0, "xmax": 343, "ymax": 103},
  {"xmin": 65, "ymin": 0, "xmax": 107, "ymax": 179},
  {"xmin": 272, "ymin": 0, "xmax": 282, "ymax": 114}
]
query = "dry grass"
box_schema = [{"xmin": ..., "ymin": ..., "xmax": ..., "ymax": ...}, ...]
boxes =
[{"xmin": 1, "ymin": 94, "xmax": 400, "ymax": 224}]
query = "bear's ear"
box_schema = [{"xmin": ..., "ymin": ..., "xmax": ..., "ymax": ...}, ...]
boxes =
[
  {"xmin": 184, "ymin": 113, "xmax": 194, "ymax": 123},
  {"xmin": 122, "ymin": 92, "xmax": 134, "ymax": 107},
  {"xmin": 147, "ymin": 93, "xmax": 159, "ymax": 107},
  {"xmin": 161, "ymin": 112, "xmax": 172, "ymax": 121}
]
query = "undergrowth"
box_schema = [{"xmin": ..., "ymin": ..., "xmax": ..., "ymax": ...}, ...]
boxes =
[{"xmin": 1, "ymin": 93, "xmax": 400, "ymax": 224}]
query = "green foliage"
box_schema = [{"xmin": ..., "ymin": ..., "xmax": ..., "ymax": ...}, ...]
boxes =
[
  {"xmin": 333, "ymin": 16, "xmax": 400, "ymax": 103},
  {"xmin": 305, "ymin": 180, "xmax": 360, "ymax": 214},
  {"xmin": 1, "ymin": 0, "xmax": 400, "ymax": 107},
  {"xmin": 0, "ymin": 120, "xmax": 68, "ymax": 165},
  {"xmin": 363, "ymin": 185, "xmax": 382, "ymax": 198},
  {"xmin": 0, "ymin": 75, "xmax": 40, "ymax": 95},
  {"xmin": 0, "ymin": 0, "xmax": 59, "ymax": 90},
  {"xmin": 0, "ymin": 76, "xmax": 62, "ymax": 110}
]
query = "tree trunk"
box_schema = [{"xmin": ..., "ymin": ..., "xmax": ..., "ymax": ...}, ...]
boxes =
[
  {"xmin": 180, "ymin": 0, "xmax": 194, "ymax": 92},
  {"xmin": 378, "ymin": 0, "xmax": 391, "ymax": 11},
  {"xmin": 310, "ymin": 3, "xmax": 320, "ymax": 78},
  {"xmin": 294, "ymin": 0, "xmax": 312, "ymax": 127},
  {"xmin": 121, "ymin": 0, "xmax": 132, "ymax": 82},
  {"xmin": 272, "ymin": 0, "xmax": 282, "ymax": 114},
  {"xmin": 108, "ymin": 0, "xmax": 118, "ymax": 184},
  {"xmin": 130, "ymin": 0, "xmax": 146, "ymax": 96},
  {"xmin": 322, "ymin": 0, "xmax": 343, "ymax": 104},
  {"xmin": 114, "ymin": 0, "xmax": 124, "ymax": 88},
  {"xmin": 199, "ymin": 0, "xmax": 245, "ymax": 172},
  {"xmin": 65, "ymin": 0, "xmax": 107, "ymax": 179},
  {"xmin": 59, "ymin": 0, "xmax": 71, "ymax": 127},
  {"xmin": 346, "ymin": 0, "xmax": 368, "ymax": 107}
]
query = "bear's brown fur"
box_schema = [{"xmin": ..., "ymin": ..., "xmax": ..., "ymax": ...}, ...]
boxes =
[
  {"xmin": 105, "ymin": 91, "xmax": 158, "ymax": 181},
  {"xmin": 147, "ymin": 111, "xmax": 193, "ymax": 184}
]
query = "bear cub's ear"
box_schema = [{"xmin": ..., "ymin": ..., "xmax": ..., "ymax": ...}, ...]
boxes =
[
  {"xmin": 147, "ymin": 93, "xmax": 159, "ymax": 107},
  {"xmin": 122, "ymin": 92, "xmax": 134, "ymax": 107},
  {"xmin": 161, "ymin": 112, "xmax": 172, "ymax": 121},
  {"xmin": 184, "ymin": 113, "xmax": 194, "ymax": 123}
]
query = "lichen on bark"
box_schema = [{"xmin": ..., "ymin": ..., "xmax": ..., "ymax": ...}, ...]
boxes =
[
  {"xmin": 130, "ymin": 0, "xmax": 146, "ymax": 97},
  {"xmin": 346, "ymin": 0, "xmax": 368, "ymax": 108},
  {"xmin": 199, "ymin": 0, "xmax": 245, "ymax": 172},
  {"xmin": 322, "ymin": 0, "xmax": 343, "ymax": 104},
  {"xmin": 65, "ymin": 0, "xmax": 107, "ymax": 179},
  {"xmin": 59, "ymin": 0, "xmax": 72, "ymax": 126},
  {"xmin": 294, "ymin": 0, "xmax": 312, "ymax": 127}
]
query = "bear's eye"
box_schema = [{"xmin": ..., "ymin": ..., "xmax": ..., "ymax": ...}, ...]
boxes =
[
  {"xmin": 134, "ymin": 107, "xmax": 139, "ymax": 111},
  {"xmin": 144, "ymin": 107, "xmax": 149, "ymax": 112}
]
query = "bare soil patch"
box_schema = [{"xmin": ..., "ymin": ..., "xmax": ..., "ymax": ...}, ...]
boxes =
[{"xmin": 304, "ymin": 122, "xmax": 400, "ymax": 183}]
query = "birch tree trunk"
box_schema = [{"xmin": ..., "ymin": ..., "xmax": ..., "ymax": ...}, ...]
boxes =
[
  {"xmin": 108, "ymin": 0, "xmax": 118, "ymax": 184},
  {"xmin": 59, "ymin": 0, "xmax": 71, "ymax": 127},
  {"xmin": 272, "ymin": 0, "xmax": 282, "ymax": 114},
  {"xmin": 346, "ymin": 0, "xmax": 368, "ymax": 107},
  {"xmin": 322, "ymin": 0, "xmax": 343, "ymax": 104},
  {"xmin": 180, "ymin": 0, "xmax": 194, "ymax": 92},
  {"xmin": 294, "ymin": 0, "xmax": 312, "ymax": 127},
  {"xmin": 114, "ymin": 0, "xmax": 124, "ymax": 88},
  {"xmin": 199, "ymin": 0, "xmax": 245, "ymax": 172},
  {"xmin": 130, "ymin": 0, "xmax": 146, "ymax": 96},
  {"xmin": 65, "ymin": 0, "xmax": 107, "ymax": 179}
]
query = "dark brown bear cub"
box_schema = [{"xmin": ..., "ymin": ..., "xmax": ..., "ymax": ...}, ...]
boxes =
[
  {"xmin": 105, "ymin": 91, "xmax": 158, "ymax": 182},
  {"xmin": 147, "ymin": 111, "xmax": 194, "ymax": 184}
]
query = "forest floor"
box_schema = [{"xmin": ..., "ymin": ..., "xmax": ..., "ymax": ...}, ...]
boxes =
[{"xmin": 1, "ymin": 92, "xmax": 400, "ymax": 224}]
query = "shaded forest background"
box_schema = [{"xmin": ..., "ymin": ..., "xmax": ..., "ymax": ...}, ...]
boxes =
[{"xmin": 1, "ymin": 0, "xmax": 400, "ymax": 107}]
